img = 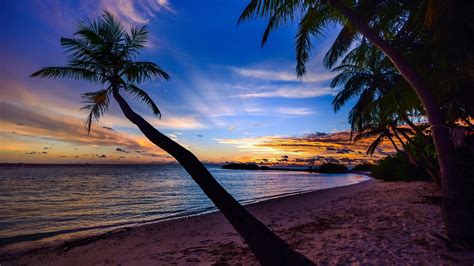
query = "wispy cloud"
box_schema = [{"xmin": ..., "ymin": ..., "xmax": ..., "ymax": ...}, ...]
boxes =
[
  {"xmin": 0, "ymin": 102, "xmax": 153, "ymax": 151},
  {"xmin": 276, "ymin": 107, "xmax": 315, "ymax": 116},
  {"xmin": 82, "ymin": 0, "xmax": 174, "ymax": 26},
  {"xmin": 146, "ymin": 116, "xmax": 207, "ymax": 130},
  {"xmin": 237, "ymin": 84, "xmax": 336, "ymax": 98},
  {"xmin": 31, "ymin": 0, "xmax": 174, "ymax": 46},
  {"xmin": 231, "ymin": 67, "xmax": 334, "ymax": 83},
  {"xmin": 1, "ymin": 83, "xmax": 207, "ymax": 131}
]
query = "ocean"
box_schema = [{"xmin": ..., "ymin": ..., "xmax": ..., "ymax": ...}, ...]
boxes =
[{"xmin": 0, "ymin": 164, "xmax": 369, "ymax": 250}]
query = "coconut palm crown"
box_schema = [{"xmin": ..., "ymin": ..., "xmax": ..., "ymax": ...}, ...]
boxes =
[{"xmin": 31, "ymin": 11, "xmax": 169, "ymax": 133}]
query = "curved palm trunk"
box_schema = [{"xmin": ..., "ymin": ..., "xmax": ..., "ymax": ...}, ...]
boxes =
[
  {"xmin": 392, "ymin": 129, "xmax": 416, "ymax": 163},
  {"xmin": 112, "ymin": 89, "xmax": 314, "ymax": 265},
  {"xmin": 330, "ymin": 0, "xmax": 474, "ymax": 246},
  {"xmin": 387, "ymin": 135, "xmax": 401, "ymax": 153}
]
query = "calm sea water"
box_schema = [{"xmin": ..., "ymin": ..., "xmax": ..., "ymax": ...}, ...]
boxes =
[{"xmin": 0, "ymin": 165, "xmax": 368, "ymax": 249}]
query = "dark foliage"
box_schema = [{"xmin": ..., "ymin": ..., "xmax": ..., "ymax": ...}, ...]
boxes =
[
  {"xmin": 351, "ymin": 163, "xmax": 375, "ymax": 172},
  {"xmin": 317, "ymin": 163, "xmax": 349, "ymax": 173},
  {"xmin": 222, "ymin": 163, "xmax": 261, "ymax": 170},
  {"xmin": 371, "ymin": 153, "xmax": 431, "ymax": 181}
]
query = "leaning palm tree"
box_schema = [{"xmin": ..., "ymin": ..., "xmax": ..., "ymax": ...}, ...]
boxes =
[
  {"xmin": 239, "ymin": 0, "xmax": 474, "ymax": 245},
  {"xmin": 31, "ymin": 11, "xmax": 314, "ymax": 265}
]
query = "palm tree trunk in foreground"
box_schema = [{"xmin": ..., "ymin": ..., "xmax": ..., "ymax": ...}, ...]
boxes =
[
  {"xmin": 330, "ymin": 0, "xmax": 474, "ymax": 246},
  {"xmin": 112, "ymin": 89, "xmax": 314, "ymax": 265}
]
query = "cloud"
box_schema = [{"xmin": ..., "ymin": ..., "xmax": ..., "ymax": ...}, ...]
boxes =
[
  {"xmin": 275, "ymin": 107, "xmax": 315, "ymax": 116},
  {"xmin": 82, "ymin": 0, "xmax": 174, "ymax": 26},
  {"xmin": 231, "ymin": 67, "xmax": 334, "ymax": 83},
  {"xmin": 237, "ymin": 84, "xmax": 336, "ymax": 98},
  {"xmin": 0, "ymin": 101, "xmax": 157, "ymax": 151},
  {"xmin": 215, "ymin": 131, "xmax": 397, "ymax": 165},
  {"xmin": 147, "ymin": 116, "xmax": 207, "ymax": 130},
  {"xmin": 31, "ymin": 0, "xmax": 174, "ymax": 48}
]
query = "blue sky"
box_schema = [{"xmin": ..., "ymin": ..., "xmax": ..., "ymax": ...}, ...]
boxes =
[{"xmin": 0, "ymin": 0, "xmax": 384, "ymax": 164}]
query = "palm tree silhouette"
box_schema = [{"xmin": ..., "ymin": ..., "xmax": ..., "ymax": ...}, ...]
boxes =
[
  {"xmin": 239, "ymin": 0, "xmax": 474, "ymax": 245},
  {"xmin": 329, "ymin": 43, "xmax": 441, "ymax": 186},
  {"xmin": 31, "ymin": 11, "xmax": 314, "ymax": 265}
]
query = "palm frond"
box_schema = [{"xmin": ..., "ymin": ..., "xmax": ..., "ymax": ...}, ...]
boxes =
[
  {"xmin": 101, "ymin": 10, "xmax": 126, "ymax": 45},
  {"xmin": 323, "ymin": 24, "xmax": 358, "ymax": 69},
  {"xmin": 75, "ymin": 17, "xmax": 104, "ymax": 45},
  {"xmin": 366, "ymin": 135, "xmax": 384, "ymax": 155},
  {"xmin": 122, "ymin": 61, "xmax": 170, "ymax": 83},
  {"xmin": 124, "ymin": 84, "xmax": 161, "ymax": 117},
  {"xmin": 296, "ymin": 6, "xmax": 328, "ymax": 77},
  {"xmin": 30, "ymin": 67, "xmax": 99, "ymax": 82},
  {"xmin": 332, "ymin": 74, "xmax": 369, "ymax": 111},
  {"xmin": 354, "ymin": 128, "xmax": 384, "ymax": 141},
  {"xmin": 80, "ymin": 89, "xmax": 111, "ymax": 133},
  {"xmin": 238, "ymin": 0, "xmax": 284, "ymax": 23},
  {"xmin": 341, "ymin": 38, "xmax": 371, "ymax": 66},
  {"xmin": 261, "ymin": 1, "xmax": 303, "ymax": 46},
  {"xmin": 60, "ymin": 38, "xmax": 110, "ymax": 74},
  {"xmin": 124, "ymin": 25, "xmax": 148, "ymax": 57}
]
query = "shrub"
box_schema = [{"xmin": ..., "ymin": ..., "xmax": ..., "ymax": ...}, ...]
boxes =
[
  {"xmin": 351, "ymin": 163, "xmax": 375, "ymax": 172},
  {"xmin": 371, "ymin": 153, "xmax": 431, "ymax": 181},
  {"xmin": 318, "ymin": 163, "xmax": 348, "ymax": 173}
]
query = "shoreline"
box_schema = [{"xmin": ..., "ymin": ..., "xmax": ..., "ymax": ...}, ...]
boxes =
[
  {"xmin": 0, "ymin": 178, "xmax": 370, "ymax": 254},
  {"xmin": 2, "ymin": 180, "xmax": 473, "ymax": 264}
]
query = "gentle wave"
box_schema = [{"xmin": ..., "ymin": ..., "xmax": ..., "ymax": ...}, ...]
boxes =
[{"xmin": 0, "ymin": 165, "xmax": 369, "ymax": 248}]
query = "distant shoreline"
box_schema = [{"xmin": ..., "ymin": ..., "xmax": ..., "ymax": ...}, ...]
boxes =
[
  {"xmin": 0, "ymin": 163, "xmax": 186, "ymax": 168},
  {"xmin": 221, "ymin": 163, "xmax": 369, "ymax": 174}
]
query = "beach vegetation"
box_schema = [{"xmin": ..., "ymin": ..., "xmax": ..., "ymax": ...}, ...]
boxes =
[
  {"xmin": 351, "ymin": 163, "xmax": 374, "ymax": 172},
  {"xmin": 317, "ymin": 163, "xmax": 348, "ymax": 173},
  {"xmin": 371, "ymin": 153, "xmax": 431, "ymax": 181}
]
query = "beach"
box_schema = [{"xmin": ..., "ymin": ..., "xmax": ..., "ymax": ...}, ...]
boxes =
[{"xmin": 2, "ymin": 180, "xmax": 473, "ymax": 265}]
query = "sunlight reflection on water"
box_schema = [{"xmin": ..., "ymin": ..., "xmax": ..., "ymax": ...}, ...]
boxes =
[{"xmin": 0, "ymin": 165, "xmax": 368, "ymax": 248}]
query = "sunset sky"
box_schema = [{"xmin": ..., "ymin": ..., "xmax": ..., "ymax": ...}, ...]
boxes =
[{"xmin": 0, "ymin": 0, "xmax": 395, "ymax": 165}]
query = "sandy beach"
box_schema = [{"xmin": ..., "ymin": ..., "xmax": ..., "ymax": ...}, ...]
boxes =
[{"xmin": 1, "ymin": 180, "xmax": 473, "ymax": 265}]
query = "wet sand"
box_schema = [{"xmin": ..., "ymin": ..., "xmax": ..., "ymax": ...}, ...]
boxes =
[{"xmin": 1, "ymin": 180, "xmax": 473, "ymax": 265}]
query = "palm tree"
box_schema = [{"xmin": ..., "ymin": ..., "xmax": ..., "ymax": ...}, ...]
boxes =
[
  {"xmin": 31, "ymin": 11, "xmax": 314, "ymax": 265},
  {"xmin": 239, "ymin": 0, "xmax": 473, "ymax": 246},
  {"xmin": 329, "ymin": 43, "xmax": 442, "ymax": 187}
]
